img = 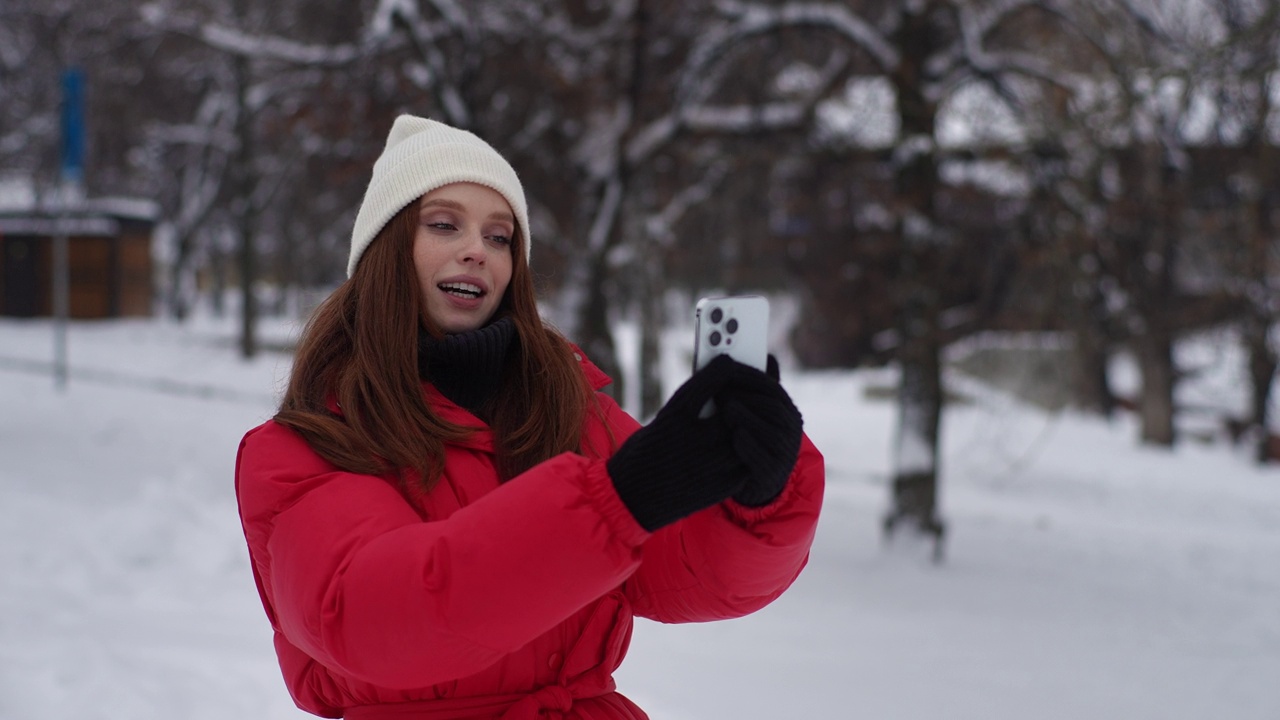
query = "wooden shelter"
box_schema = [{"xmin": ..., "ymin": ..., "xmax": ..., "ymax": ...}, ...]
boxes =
[{"xmin": 0, "ymin": 199, "xmax": 156, "ymax": 319}]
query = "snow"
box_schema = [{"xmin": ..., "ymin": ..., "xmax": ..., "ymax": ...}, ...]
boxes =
[
  {"xmin": 2, "ymin": 311, "xmax": 1279, "ymax": 720},
  {"xmin": 937, "ymin": 82, "xmax": 1028, "ymax": 150},
  {"xmin": 816, "ymin": 76, "xmax": 898, "ymax": 149}
]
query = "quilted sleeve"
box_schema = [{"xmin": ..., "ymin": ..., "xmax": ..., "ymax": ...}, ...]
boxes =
[{"xmin": 234, "ymin": 421, "xmax": 649, "ymax": 690}]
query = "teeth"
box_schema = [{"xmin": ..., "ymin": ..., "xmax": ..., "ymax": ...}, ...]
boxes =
[{"xmin": 439, "ymin": 282, "xmax": 482, "ymax": 297}]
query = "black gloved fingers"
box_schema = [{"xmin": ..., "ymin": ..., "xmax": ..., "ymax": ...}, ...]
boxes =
[
  {"xmin": 718, "ymin": 378, "xmax": 804, "ymax": 508},
  {"xmin": 718, "ymin": 379, "xmax": 803, "ymax": 463},
  {"xmin": 712, "ymin": 358, "xmax": 796, "ymax": 416},
  {"xmin": 766, "ymin": 354, "xmax": 780, "ymax": 382},
  {"xmin": 607, "ymin": 417, "xmax": 747, "ymax": 530},
  {"xmin": 606, "ymin": 355, "xmax": 751, "ymax": 531},
  {"xmin": 607, "ymin": 354, "xmax": 797, "ymax": 527},
  {"xmin": 659, "ymin": 354, "xmax": 740, "ymax": 421}
]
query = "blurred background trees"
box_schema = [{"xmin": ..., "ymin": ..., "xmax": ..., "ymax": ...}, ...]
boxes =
[{"xmin": 3, "ymin": 0, "xmax": 1278, "ymax": 548}]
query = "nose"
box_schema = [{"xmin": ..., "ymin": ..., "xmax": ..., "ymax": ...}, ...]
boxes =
[{"xmin": 458, "ymin": 229, "xmax": 488, "ymax": 265}]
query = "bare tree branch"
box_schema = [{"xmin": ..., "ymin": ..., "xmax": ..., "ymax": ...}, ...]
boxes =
[{"xmin": 711, "ymin": 0, "xmax": 899, "ymax": 71}]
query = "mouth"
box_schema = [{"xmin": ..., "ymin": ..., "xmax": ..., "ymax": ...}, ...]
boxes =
[{"xmin": 438, "ymin": 282, "xmax": 485, "ymax": 299}]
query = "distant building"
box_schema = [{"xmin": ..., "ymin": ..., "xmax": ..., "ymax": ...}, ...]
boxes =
[{"xmin": 0, "ymin": 180, "xmax": 157, "ymax": 319}]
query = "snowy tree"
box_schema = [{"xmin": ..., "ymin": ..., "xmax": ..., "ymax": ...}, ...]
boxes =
[
  {"xmin": 1192, "ymin": 0, "xmax": 1280, "ymax": 463},
  {"xmin": 1026, "ymin": 0, "xmax": 1235, "ymax": 447},
  {"xmin": 11, "ymin": 0, "xmax": 1278, "ymax": 466},
  {"xmin": 978, "ymin": 0, "xmax": 1280, "ymax": 459},
  {"xmin": 139, "ymin": 0, "xmax": 387, "ymax": 353},
  {"xmin": 476, "ymin": 1, "xmax": 854, "ymax": 411},
  {"xmin": 717, "ymin": 0, "xmax": 1104, "ymax": 559},
  {"xmin": 0, "ymin": 1, "xmax": 144, "ymax": 202},
  {"xmin": 1092, "ymin": 1, "xmax": 1203, "ymax": 447}
]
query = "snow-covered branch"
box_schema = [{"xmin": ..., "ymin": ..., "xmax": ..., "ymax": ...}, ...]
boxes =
[
  {"xmin": 586, "ymin": 177, "xmax": 624, "ymax": 255},
  {"xmin": 574, "ymin": 101, "xmax": 631, "ymax": 182},
  {"xmin": 196, "ymin": 24, "xmax": 366, "ymax": 65},
  {"xmin": 141, "ymin": 7, "xmax": 375, "ymax": 67},
  {"xmin": 954, "ymin": 3, "xmax": 1080, "ymax": 96},
  {"xmin": 630, "ymin": 50, "xmax": 850, "ymax": 165},
  {"xmin": 501, "ymin": 0, "xmax": 636, "ymax": 51},
  {"xmin": 144, "ymin": 123, "xmax": 237, "ymax": 153},
  {"xmin": 646, "ymin": 159, "xmax": 731, "ymax": 247},
  {"xmin": 966, "ymin": 0, "xmax": 1042, "ymax": 40},
  {"xmin": 712, "ymin": 0, "xmax": 898, "ymax": 72},
  {"xmin": 379, "ymin": 0, "xmax": 474, "ymax": 127},
  {"xmin": 683, "ymin": 103, "xmax": 811, "ymax": 132}
]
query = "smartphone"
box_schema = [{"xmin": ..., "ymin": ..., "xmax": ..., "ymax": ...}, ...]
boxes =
[
  {"xmin": 693, "ymin": 295, "xmax": 770, "ymax": 373},
  {"xmin": 693, "ymin": 295, "xmax": 770, "ymax": 417}
]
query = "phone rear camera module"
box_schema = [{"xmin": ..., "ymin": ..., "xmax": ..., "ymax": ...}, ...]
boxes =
[
  {"xmin": 726, "ymin": 318, "xmax": 739, "ymax": 334},
  {"xmin": 710, "ymin": 307, "xmax": 724, "ymax": 324},
  {"xmin": 709, "ymin": 331, "xmax": 722, "ymax": 346}
]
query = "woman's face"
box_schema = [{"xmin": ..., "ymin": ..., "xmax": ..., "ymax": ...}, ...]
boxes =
[{"xmin": 413, "ymin": 182, "xmax": 515, "ymax": 333}]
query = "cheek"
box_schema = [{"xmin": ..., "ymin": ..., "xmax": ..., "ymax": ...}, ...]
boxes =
[
  {"xmin": 412, "ymin": 237, "xmax": 439, "ymax": 281},
  {"xmin": 494, "ymin": 258, "xmax": 515, "ymax": 297}
]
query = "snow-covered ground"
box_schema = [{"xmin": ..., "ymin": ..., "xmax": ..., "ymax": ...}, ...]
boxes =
[{"xmin": 2, "ymin": 312, "xmax": 1278, "ymax": 720}]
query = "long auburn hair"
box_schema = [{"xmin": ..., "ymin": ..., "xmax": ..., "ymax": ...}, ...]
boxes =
[{"xmin": 275, "ymin": 198, "xmax": 598, "ymax": 489}]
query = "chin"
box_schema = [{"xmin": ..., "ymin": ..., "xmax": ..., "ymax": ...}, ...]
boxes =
[{"xmin": 441, "ymin": 314, "xmax": 493, "ymax": 334}]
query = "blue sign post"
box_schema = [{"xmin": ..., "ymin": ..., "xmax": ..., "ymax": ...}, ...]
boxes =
[
  {"xmin": 61, "ymin": 68, "xmax": 86, "ymax": 188},
  {"xmin": 53, "ymin": 67, "xmax": 86, "ymax": 390}
]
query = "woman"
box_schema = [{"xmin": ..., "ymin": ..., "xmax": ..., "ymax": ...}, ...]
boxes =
[{"xmin": 235, "ymin": 115, "xmax": 824, "ymax": 719}]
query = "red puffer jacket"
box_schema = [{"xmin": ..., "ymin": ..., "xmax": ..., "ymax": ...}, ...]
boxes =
[{"xmin": 235, "ymin": 353, "xmax": 824, "ymax": 719}]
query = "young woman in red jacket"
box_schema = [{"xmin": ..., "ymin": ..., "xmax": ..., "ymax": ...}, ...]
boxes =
[{"xmin": 235, "ymin": 115, "xmax": 825, "ymax": 719}]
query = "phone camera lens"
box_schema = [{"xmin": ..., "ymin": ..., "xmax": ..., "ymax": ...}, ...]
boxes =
[
  {"xmin": 709, "ymin": 331, "xmax": 722, "ymax": 346},
  {"xmin": 726, "ymin": 318, "xmax": 739, "ymax": 334},
  {"xmin": 710, "ymin": 307, "xmax": 723, "ymax": 324}
]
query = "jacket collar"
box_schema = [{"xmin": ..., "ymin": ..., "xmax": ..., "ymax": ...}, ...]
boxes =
[
  {"xmin": 570, "ymin": 344, "xmax": 612, "ymax": 391},
  {"xmin": 423, "ymin": 383, "xmax": 494, "ymax": 452}
]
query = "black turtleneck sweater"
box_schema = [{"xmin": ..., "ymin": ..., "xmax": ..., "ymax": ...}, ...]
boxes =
[{"xmin": 417, "ymin": 316, "xmax": 516, "ymax": 417}]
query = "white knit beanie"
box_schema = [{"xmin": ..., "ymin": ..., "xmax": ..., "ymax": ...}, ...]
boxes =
[{"xmin": 347, "ymin": 115, "xmax": 531, "ymax": 277}]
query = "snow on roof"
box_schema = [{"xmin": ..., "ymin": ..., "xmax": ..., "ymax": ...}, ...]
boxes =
[
  {"xmin": 0, "ymin": 175, "xmax": 37, "ymax": 213},
  {"xmin": 85, "ymin": 196, "xmax": 161, "ymax": 221},
  {"xmin": 0, "ymin": 175, "xmax": 158, "ymax": 222}
]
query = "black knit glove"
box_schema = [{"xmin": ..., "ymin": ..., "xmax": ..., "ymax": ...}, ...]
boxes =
[
  {"xmin": 607, "ymin": 355, "xmax": 748, "ymax": 531},
  {"xmin": 718, "ymin": 355, "xmax": 804, "ymax": 507}
]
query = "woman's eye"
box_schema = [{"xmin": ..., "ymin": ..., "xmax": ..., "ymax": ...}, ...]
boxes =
[
  {"xmin": 487, "ymin": 234, "xmax": 512, "ymax": 245},
  {"xmin": 426, "ymin": 221, "xmax": 456, "ymax": 231}
]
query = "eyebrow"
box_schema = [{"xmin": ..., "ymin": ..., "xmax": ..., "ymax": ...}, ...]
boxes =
[{"xmin": 420, "ymin": 198, "xmax": 515, "ymax": 223}]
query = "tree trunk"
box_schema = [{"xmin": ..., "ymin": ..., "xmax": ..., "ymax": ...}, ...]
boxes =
[
  {"xmin": 238, "ymin": 215, "xmax": 258, "ymax": 357},
  {"xmin": 637, "ymin": 251, "xmax": 664, "ymax": 419},
  {"xmin": 1135, "ymin": 328, "xmax": 1175, "ymax": 446},
  {"xmin": 1242, "ymin": 140, "xmax": 1276, "ymax": 464},
  {"xmin": 1132, "ymin": 148, "xmax": 1181, "ymax": 446},
  {"xmin": 883, "ymin": 301, "xmax": 946, "ymax": 562},
  {"xmin": 233, "ymin": 48, "xmax": 258, "ymax": 359},
  {"xmin": 1072, "ymin": 281, "xmax": 1116, "ymax": 417},
  {"xmin": 210, "ymin": 246, "xmax": 227, "ymax": 318},
  {"xmin": 628, "ymin": 0, "xmax": 656, "ymax": 416},
  {"xmin": 880, "ymin": 4, "xmax": 946, "ymax": 561},
  {"xmin": 1242, "ymin": 187, "xmax": 1276, "ymax": 463},
  {"xmin": 576, "ymin": 253, "xmax": 622, "ymax": 401},
  {"xmin": 1245, "ymin": 316, "xmax": 1277, "ymax": 463},
  {"xmin": 167, "ymin": 234, "xmax": 194, "ymax": 321}
]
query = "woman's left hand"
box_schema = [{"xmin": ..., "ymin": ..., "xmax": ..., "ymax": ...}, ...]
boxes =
[{"xmin": 715, "ymin": 355, "xmax": 804, "ymax": 507}]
